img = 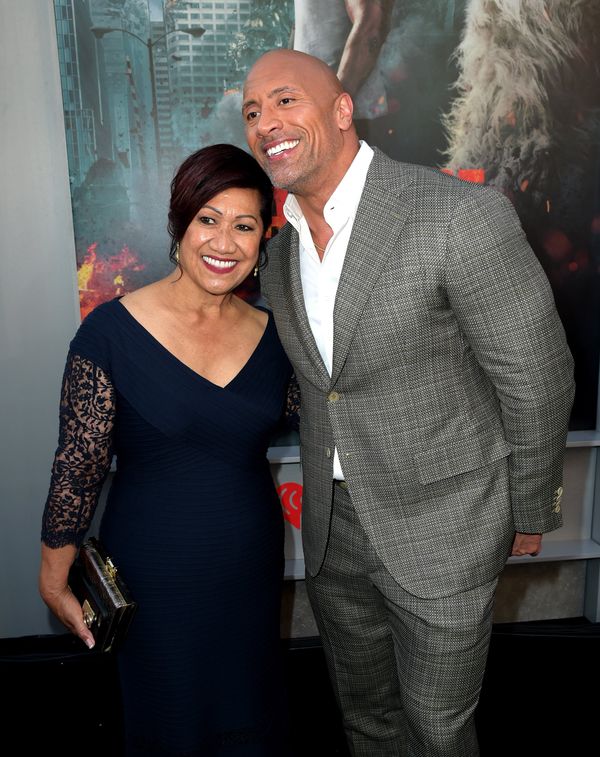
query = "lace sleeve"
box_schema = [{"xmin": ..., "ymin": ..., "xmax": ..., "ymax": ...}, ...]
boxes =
[
  {"xmin": 41, "ymin": 353, "xmax": 116, "ymax": 548},
  {"xmin": 285, "ymin": 372, "xmax": 301, "ymax": 432}
]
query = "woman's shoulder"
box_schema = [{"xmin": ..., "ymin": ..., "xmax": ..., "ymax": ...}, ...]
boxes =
[
  {"xmin": 70, "ymin": 298, "xmax": 125, "ymax": 368},
  {"xmin": 82, "ymin": 295, "xmax": 123, "ymax": 318},
  {"xmin": 77, "ymin": 297, "xmax": 125, "ymax": 335}
]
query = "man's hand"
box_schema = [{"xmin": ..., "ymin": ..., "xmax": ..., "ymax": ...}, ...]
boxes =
[{"xmin": 511, "ymin": 532, "xmax": 542, "ymax": 557}]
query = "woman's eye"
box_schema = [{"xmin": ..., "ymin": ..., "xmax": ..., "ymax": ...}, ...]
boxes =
[
  {"xmin": 198, "ymin": 216, "xmax": 215, "ymax": 225},
  {"xmin": 236, "ymin": 224, "xmax": 255, "ymax": 232}
]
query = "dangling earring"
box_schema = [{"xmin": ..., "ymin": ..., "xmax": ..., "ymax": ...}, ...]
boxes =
[
  {"xmin": 174, "ymin": 242, "xmax": 180, "ymax": 264},
  {"xmin": 253, "ymin": 265, "xmax": 259, "ymax": 278}
]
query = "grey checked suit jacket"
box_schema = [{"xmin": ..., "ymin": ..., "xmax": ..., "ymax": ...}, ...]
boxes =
[{"xmin": 262, "ymin": 148, "xmax": 575, "ymax": 599}]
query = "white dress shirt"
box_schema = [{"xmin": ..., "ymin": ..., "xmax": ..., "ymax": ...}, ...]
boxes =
[{"xmin": 283, "ymin": 141, "xmax": 374, "ymax": 479}]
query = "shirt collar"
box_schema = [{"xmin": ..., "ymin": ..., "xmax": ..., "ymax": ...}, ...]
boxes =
[{"xmin": 283, "ymin": 141, "xmax": 374, "ymax": 228}]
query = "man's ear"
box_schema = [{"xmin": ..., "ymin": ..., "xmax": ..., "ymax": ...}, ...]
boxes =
[{"xmin": 335, "ymin": 93, "xmax": 354, "ymax": 131}]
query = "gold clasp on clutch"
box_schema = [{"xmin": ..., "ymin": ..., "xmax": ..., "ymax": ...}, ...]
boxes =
[
  {"xmin": 82, "ymin": 599, "xmax": 96, "ymax": 629},
  {"xmin": 106, "ymin": 557, "xmax": 118, "ymax": 581}
]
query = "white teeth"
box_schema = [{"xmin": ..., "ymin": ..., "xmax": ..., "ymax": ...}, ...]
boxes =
[
  {"xmin": 203, "ymin": 256, "xmax": 237, "ymax": 269},
  {"xmin": 266, "ymin": 140, "xmax": 299, "ymax": 157}
]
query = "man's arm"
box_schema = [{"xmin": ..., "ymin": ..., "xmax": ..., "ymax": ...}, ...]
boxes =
[
  {"xmin": 445, "ymin": 186, "xmax": 575, "ymax": 549},
  {"xmin": 337, "ymin": 0, "xmax": 395, "ymax": 98}
]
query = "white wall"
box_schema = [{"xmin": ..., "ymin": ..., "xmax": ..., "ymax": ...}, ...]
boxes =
[{"xmin": 0, "ymin": 1, "xmax": 80, "ymax": 637}]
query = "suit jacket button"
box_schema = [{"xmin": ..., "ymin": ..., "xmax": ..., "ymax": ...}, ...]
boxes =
[
  {"xmin": 326, "ymin": 447, "xmax": 331, "ymax": 458},
  {"xmin": 328, "ymin": 391, "xmax": 340, "ymax": 402}
]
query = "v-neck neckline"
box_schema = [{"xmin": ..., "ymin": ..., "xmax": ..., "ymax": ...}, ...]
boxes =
[{"xmin": 115, "ymin": 298, "xmax": 271, "ymax": 390}]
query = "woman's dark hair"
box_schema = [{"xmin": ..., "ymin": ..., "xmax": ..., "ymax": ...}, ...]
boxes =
[{"xmin": 167, "ymin": 143, "xmax": 274, "ymax": 267}]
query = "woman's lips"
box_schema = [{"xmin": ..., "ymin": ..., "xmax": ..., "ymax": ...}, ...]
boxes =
[{"xmin": 202, "ymin": 255, "xmax": 238, "ymax": 273}]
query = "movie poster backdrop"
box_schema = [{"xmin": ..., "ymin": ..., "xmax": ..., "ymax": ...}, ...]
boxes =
[{"xmin": 54, "ymin": 1, "xmax": 599, "ymax": 434}]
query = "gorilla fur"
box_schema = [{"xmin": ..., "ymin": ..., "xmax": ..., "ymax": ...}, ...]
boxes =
[{"xmin": 443, "ymin": 0, "xmax": 600, "ymax": 215}]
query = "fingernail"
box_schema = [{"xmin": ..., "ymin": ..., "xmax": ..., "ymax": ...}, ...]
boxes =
[{"xmin": 86, "ymin": 639, "xmax": 95, "ymax": 649}]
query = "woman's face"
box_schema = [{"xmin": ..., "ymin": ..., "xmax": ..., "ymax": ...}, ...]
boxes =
[{"xmin": 178, "ymin": 187, "xmax": 263, "ymax": 297}]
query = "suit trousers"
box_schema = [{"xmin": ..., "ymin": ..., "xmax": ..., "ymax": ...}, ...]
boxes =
[{"xmin": 305, "ymin": 482, "xmax": 498, "ymax": 757}]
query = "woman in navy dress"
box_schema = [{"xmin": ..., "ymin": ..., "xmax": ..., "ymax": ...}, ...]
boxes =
[{"xmin": 39, "ymin": 144, "xmax": 296, "ymax": 755}]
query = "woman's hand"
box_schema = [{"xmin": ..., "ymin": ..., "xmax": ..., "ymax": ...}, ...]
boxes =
[{"xmin": 39, "ymin": 543, "xmax": 96, "ymax": 649}]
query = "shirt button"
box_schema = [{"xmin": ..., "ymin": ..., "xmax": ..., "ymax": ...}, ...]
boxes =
[{"xmin": 328, "ymin": 391, "xmax": 340, "ymax": 402}]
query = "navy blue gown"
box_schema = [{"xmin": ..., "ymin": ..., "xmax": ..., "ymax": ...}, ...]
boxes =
[{"xmin": 42, "ymin": 298, "xmax": 294, "ymax": 756}]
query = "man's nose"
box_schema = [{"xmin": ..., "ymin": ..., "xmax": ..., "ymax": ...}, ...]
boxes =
[{"xmin": 256, "ymin": 106, "xmax": 283, "ymax": 136}]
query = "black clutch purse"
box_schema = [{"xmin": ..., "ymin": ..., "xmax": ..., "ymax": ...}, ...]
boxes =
[{"xmin": 69, "ymin": 537, "xmax": 137, "ymax": 653}]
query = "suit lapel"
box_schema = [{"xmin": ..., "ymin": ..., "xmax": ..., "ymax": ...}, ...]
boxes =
[
  {"xmin": 279, "ymin": 228, "xmax": 330, "ymax": 387},
  {"xmin": 331, "ymin": 153, "xmax": 414, "ymax": 385}
]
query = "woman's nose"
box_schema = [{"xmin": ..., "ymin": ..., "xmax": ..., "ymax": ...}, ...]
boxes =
[{"xmin": 210, "ymin": 226, "xmax": 236, "ymax": 253}]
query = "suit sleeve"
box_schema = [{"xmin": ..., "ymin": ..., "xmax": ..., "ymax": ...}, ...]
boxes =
[{"xmin": 445, "ymin": 186, "xmax": 575, "ymax": 534}]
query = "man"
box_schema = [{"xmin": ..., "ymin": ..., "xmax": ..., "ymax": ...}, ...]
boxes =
[{"xmin": 242, "ymin": 49, "xmax": 574, "ymax": 756}]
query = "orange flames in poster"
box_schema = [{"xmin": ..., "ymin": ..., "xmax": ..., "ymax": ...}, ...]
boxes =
[
  {"xmin": 78, "ymin": 242, "xmax": 146, "ymax": 319},
  {"xmin": 441, "ymin": 168, "xmax": 486, "ymax": 184}
]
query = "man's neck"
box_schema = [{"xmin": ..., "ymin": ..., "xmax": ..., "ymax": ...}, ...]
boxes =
[
  {"xmin": 294, "ymin": 192, "xmax": 332, "ymax": 231},
  {"xmin": 293, "ymin": 142, "xmax": 361, "ymax": 224}
]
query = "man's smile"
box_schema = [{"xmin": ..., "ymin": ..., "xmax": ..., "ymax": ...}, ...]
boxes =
[{"xmin": 265, "ymin": 139, "xmax": 300, "ymax": 158}]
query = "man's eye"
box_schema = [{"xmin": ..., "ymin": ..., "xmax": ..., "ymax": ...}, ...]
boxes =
[
  {"xmin": 245, "ymin": 111, "xmax": 259, "ymax": 122},
  {"xmin": 279, "ymin": 97, "xmax": 293, "ymax": 105}
]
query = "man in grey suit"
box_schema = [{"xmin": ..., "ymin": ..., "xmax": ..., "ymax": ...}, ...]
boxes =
[{"xmin": 242, "ymin": 49, "xmax": 575, "ymax": 756}]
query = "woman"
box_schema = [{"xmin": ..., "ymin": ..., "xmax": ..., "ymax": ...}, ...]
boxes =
[{"xmin": 40, "ymin": 144, "xmax": 296, "ymax": 756}]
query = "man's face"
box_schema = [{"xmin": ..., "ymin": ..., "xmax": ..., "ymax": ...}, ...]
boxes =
[{"xmin": 242, "ymin": 53, "xmax": 346, "ymax": 195}]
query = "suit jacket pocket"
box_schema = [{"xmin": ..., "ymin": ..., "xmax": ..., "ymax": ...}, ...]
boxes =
[{"xmin": 414, "ymin": 431, "xmax": 511, "ymax": 485}]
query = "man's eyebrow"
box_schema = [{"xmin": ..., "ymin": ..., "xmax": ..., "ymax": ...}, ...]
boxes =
[{"xmin": 242, "ymin": 86, "xmax": 302, "ymax": 110}]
